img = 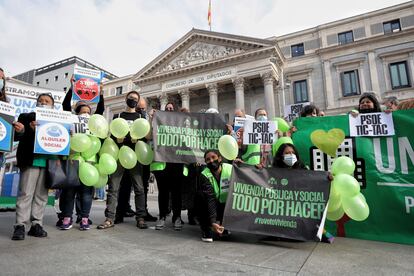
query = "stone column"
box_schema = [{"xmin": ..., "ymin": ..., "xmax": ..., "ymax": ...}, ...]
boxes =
[
  {"xmin": 381, "ymin": 60, "xmax": 391, "ymax": 92},
  {"xmin": 178, "ymin": 88, "xmax": 190, "ymax": 110},
  {"xmin": 261, "ymin": 71, "xmax": 276, "ymax": 119},
  {"xmin": 368, "ymin": 51, "xmax": 381, "ymax": 93},
  {"xmin": 206, "ymin": 83, "xmax": 218, "ymax": 110},
  {"xmin": 158, "ymin": 92, "xmax": 168, "ymax": 111},
  {"xmin": 358, "ymin": 61, "xmax": 367, "ymax": 93},
  {"xmin": 232, "ymin": 77, "xmax": 245, "ymax": 111},
  {"xmin": 323, "ymin": 60, "xmax": 335, "ymax": 108},
  {"xmin": 409, "ymin": 53, "xmax": 414, "ymax": 88}
]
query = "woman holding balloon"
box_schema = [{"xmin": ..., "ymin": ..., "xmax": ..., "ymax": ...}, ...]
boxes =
[
  {"xmin": 98, "ymin": 91, "xmax": 148, "ymax": 230},
  {"xmin": 57, "ymin": 85, "xmax": 105, "ymax": 231}
]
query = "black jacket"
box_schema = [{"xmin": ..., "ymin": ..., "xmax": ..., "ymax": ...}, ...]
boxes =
[{"xmin": 14, "ymin": 112, "xmax": 36, "ymax": 168}]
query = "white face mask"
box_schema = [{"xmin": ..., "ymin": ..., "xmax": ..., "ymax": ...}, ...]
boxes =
[
  {"xmin": 0, "ymin": 79, "xmax": 4, "ymax": 91},
  {"xmin": 283, "ymin": 154, "xmax": 297, "ymax": 167},
  {"xmin": 257, "ymin": 115, "xmax": 268, "ymax": 121},
  {"xmin": 36, "ymin": 103, "xmax": 53, "ymax": 109}
]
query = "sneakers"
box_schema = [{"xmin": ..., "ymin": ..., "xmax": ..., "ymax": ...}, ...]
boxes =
[
  {"xmin": 173, "ymin": 217, "xmax": 183, "ymax": 231},
  {"xmin": 60, "ymin": 217, "xmax": 73, "ymax": 230},
  {"xmin": 27, "ymin": 224, "xmax": 47, "ymax": 238},
  {"xmin": 11, "ymin": 225, "xmax": 25, "ymax": 241},
  {"xmin": 155, "ymin": 217, "xmax": 166, "ymax": 230},
  {"xmin": 201, "ymin": 229, "xmax": 213, "ymax": 242},
  {"xmin": 79, "ymin": 218, "xmax": 90, "ymax": 231},
  {"xmin": 136, "ymin": 218, "xmax": 148, "ymax": 229}
]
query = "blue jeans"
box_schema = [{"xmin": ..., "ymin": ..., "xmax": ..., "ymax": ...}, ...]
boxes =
[
  {"xmin": 96, "ymin": 187, "xmax": 105, "ymax": 200},
  {"xmin": 60, "ymin": 184, "xmax": 93, "ymax": 218}
]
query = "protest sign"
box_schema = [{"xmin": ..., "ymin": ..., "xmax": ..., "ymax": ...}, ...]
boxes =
[
  {"xmin": 34, "ymin": 108, "xmax": 72, "ymax": 155},
  {"xmin": 73, "ymin": 66, "xmax": 102, "ymax": 103},
  {"xmin": 0, "ymin": 102, "xmax": 16, "ymax": 152},
  {"xmin": 233, "ymin": 117, "xmax": 246, "ymax": 145},
  {"xmin": 349, "ymin": 112, "xmax": 395, "ymax": 137},
  {"xmin": 242, "ymin": 120, "xmax": 277, "ymax": 145},
  {"xmin": 293, "ymin": 110, "xmax": 414, "ymax": 245},
  {"xmin": 71, "ymin": 114, "xmax": 90, "ymax": 134},
  {"xmin": 223, "ymin": 163, "xmax": 330, "ymax": 241},
  {"xmin": 152, "ymin": 111, "xmax": 226, "ymax": 163},
  {"xmin": 284, "ymin": 102, "xmax": 309, "ymax": 122},
  {"xmin": 5, "ymin": 79, "xmax": 64, "ymax": 118}
]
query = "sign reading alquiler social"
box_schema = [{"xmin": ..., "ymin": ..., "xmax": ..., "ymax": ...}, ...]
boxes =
[
  {"xmin": 161, "ymin": 67, "xmax": 236, "ymax": 91},
  {"xmin": 34, "ymin": 108, "xmax": 72, "ymax": 156}
]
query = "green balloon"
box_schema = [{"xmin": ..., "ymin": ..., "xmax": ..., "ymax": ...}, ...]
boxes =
[
  {"xmin": 70, "ymin": 133, "xmax": 91, "ymax": 153},
  {"xmin": 272, "ymin": 136, "xmax": 293, "ymax": 156},
  {"xmin": 342, "ymin": 193, "xmax": 370, "ymax": 221},
  {"xmin": 130, "ymin": 118, "xmax": 150, "ymax": 140},
  {"xmin": 98, "ymin": 153, "xmax": 117, "ymax": 175},
  {"xmin": 273, "ymin": 117, "xmax": 290, "ymax": 132},
  {"xmin": 79, "ymin": 162, "xmax": 99, "ymax": 186},
  {"xmin": 81, "ymin": 135, "xmax": 101, "ymax": 159},
  {"xmin": 328, "ymin": 184, "xmax": 342, "ymax": 212},
  {"xmin": 332, "ymin": 173, "xmax": 360, "ymax": 197},
  {"xmin": 327, "ymin": 205, "xmax": 345, "ymax": 221},
  {"xmin": 118, "ymin": 146, "xmax": 137, "ymax": 169},
  {"xmin": 331, "ymin": 156, "xmax": 355, "ymax": 176},
  {"xmin": 69, "ymin": 153, "xmax": 84, "ymax": 164},
  {"xmin": 99, "ymin": 137, "xmax": 119, "ymax": 160},
  {"xmin": 88, "ymin": 114, "xmax": 109, "ymax": 139},
  {"xmin": 95, "ymin": 174, "xmax": 108, "ymax": 188},
  {"xmin": 218, "ymin": 135, "xmax": 238, "ymax": 160},
  {"xmin": 135, "ymin": 141, "xmax": 154, "ymax": 165},
  {"xmin": 110, "ymin": 118, "xmax": 129, "ymax": 139}
]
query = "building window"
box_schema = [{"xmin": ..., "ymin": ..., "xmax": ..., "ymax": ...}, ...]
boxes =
[
  {"xmin": 36, "ymin": 81, "xmax": 40, "ymax": 86},
  {"xmin": 383, "ymin": 19, "xmax": 401, "ymax": 34},
  {"xmin": 55, "ymin": 76, "xmax": 58, "ymax": 82},
  {"xmin": 63, "ymin": 87, "xmax": 67, "ymax": 92},
  {"xmin": 116, "ymin": 86, "xmax": 123, "ymax": 95},
  {"xmin": 390, "ymin": 61, "xmax": 410, "ymax": 89},
  {"xmin": 45, "ymin": 79, "xmax": 49, "ymax": 84},
  {"xmin": 64, "ymin": 72, "xmax": 69, "ymax": 79},
  {"xmin": 341, "ymin": 70, "xmax": 360, "ymax": 97},
  {"xmin": 293, "ymin": 80, "xmax": 308, "ymax": 103},
  {"xmin": 291, "ymin": 43, "xmax": 304, "ymax": 57},
  {"xmin": 338, "ymin": 31, "xmax": 354, "ymax": 45}
]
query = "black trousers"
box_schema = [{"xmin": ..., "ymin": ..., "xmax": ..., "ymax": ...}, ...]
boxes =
[
  {"xmin": 153, "ymin": 163, "xmax": 183, "ymax": 219},
  {"xmin": 194, "ymin": 191, "xmax": 225, "ymax": 232}
]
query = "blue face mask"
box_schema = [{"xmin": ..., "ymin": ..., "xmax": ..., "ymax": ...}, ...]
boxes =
[
  {"xmin": 257, "ymin": 115, "xmax": 268, "ymax": 121},
  {"xmin": 0, "ymin": 79, "xmax": 4, "ymax": 91}
]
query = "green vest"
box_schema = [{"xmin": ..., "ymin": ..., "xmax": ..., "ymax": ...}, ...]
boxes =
[
  {"xmin": 241, "ymin": 144, "xmax": 261, "ymax": 165},
  {"xmin": 150, "ymin": 161, "xmax": 188, "ymax": 176},
  {"xmin": 201, "ymin": 163, "xmax": 232, "ymax": 203}
]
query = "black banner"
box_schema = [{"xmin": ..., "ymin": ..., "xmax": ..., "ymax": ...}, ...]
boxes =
[
  {"xmin": 152, "ymin": 111, "xmax": 226, "ymax": 164},
  {"xmin": 223, "ymin": 164, "xmax": 330, "ymax": 241}
]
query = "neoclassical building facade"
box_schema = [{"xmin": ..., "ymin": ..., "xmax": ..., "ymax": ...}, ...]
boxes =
[{"xmin": 103, "ymin": 2, "xmax": 414, "ymax": 122}]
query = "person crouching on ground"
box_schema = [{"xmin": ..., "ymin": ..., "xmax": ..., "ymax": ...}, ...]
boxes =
[
  {"xmin": 195, "ymin": 150, "xmax": 232, "ymax": 242},
  {"xmin": 11, "ymin": 93, "xmax": 55, "ymax": 240}
]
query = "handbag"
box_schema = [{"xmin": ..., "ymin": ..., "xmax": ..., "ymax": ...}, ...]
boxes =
[{"xmin": 46, "ymin": 159, "xmax": 80, "ymax": 189}]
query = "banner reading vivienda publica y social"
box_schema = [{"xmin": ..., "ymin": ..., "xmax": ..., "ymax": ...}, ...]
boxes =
[
  {"xmin": 152, "ymin": 111, "xmax": 227, "ymax": 164},
  {"xmin": 292, "ymin": 110, "xmax": 414, "ymax": 245},
  {"xmin": 223, "ymin": 164, "xmax": 330, "ymax": 241}
]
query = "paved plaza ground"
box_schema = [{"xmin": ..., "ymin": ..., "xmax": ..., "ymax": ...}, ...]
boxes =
[{"xmin": 0, "ymin": 197, "xmax": 413, "ymax": 276}]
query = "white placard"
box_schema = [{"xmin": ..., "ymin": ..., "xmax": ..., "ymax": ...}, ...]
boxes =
[
  {"xmin": 233, "ymin": 117, "xmax": 246, "ymax": 145},
  {"xmin": 284, "ymin": 102, "xmax": 310, "ymax": 122},
  {"xmin": 349, "ymin": 112, "xmax": 395, "ymax": 137},
  {"xmin": 242, "ymin": 120, "xmax": 277, "ymax": 145}
]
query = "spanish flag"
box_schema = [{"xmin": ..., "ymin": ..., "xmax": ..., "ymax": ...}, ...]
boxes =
[{"xmin": 208, "ymin": 0, "xmax": 212, "ymax": 30}]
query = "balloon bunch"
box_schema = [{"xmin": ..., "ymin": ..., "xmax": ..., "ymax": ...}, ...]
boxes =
[
  {"xmin": 69, "ymin": 114, "xmax": 154, "ymax": 187},
  {"xmin": 327, "ymin": 156, "xmax": 370, "ymax": 222}
]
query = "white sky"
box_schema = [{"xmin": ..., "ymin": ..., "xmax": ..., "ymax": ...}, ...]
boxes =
[{"xmin": 0, "ymin": 0, "xmax": 410, "ymax": 77}]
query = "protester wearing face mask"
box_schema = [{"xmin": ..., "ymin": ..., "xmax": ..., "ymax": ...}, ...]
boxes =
[
  {"xmin": 98, "ymin": 91, "xmax": 148, "ymax": 230},
  {"xmin": 272, "ymin": 143, "xmax": 306, "ymax": 169},
  {"xmin": 152, "ymin": 102, "xmax": 187, "ymax": 231},
  {"xmin": 11, "ymin": 93, "xmax": 56, "ymax": 240},
  {"xmin": 195, "ymin": 150, "xmax": 232, "ymax": 242},
  {"xmin": 56, "ymin": 84, "xmax": 105, "ymax": 231}
]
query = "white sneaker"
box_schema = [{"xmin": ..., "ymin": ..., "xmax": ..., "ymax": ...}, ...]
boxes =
[
  {"xmin": 155, "ymin": 217, "xmax": 165, "ymax": 230},
  {"xmin": 173, "ymin": 217, "xmax": 183, "ymax": 231}
]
